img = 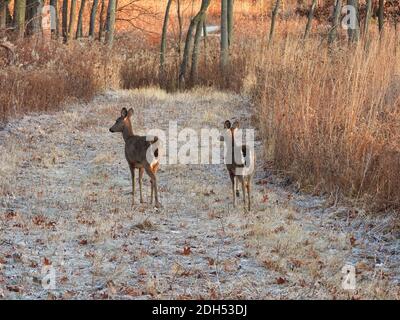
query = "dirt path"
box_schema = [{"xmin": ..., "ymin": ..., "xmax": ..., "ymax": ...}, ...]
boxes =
[{"xmin": 0, "ymin": 88, "xmax": 399, "ymax": 299}]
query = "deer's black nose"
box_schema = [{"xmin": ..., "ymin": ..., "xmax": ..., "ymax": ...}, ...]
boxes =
[{"xmin": 109, "ymin": 128, "xmax": 113, "ymax": 132}]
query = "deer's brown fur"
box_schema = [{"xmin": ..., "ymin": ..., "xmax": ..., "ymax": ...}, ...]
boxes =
[{"xmin": 110, "ymin": 107, "xmax": 161, "ymax": 208}]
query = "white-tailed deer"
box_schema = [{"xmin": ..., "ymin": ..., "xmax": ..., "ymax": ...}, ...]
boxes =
[
  {"xmin": 109, "ymin": 108, "xmax": 161, "ymax": 208},
  {"xmin": 221, "ymin": 120, "xmax": 255, "ymax": 211}
]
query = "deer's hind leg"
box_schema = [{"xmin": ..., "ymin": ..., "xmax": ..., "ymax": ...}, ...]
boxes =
[
  {"xmin": 139, "ymin": 167, "xmax": 144, "ymax": 203},
  {"xmin": 145, "ymin": 164, "xmax": 160, "ymax": 208}
]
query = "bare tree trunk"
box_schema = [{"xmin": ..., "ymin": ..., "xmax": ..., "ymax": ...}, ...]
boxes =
[
  {"xmin": 89, "ymin": 0, "xmax": 98, "ymax": 38},
  {"xmin": 62, "ymin": 0, "xmax": 68, "ymax": 42},
  {"xmin": 0, "ymin": 0, "xmax": 9, "ymax": 29},
  {"xmin": 105, "ymin": 0, "xmax": 116, "ymax": 46},
  {"xmin": 50, "ymin": 0, "xmax": 59, "ymax": 38},
  {"xmin": 227, "ymin": 0, "xmax": 234, "ymax": 47},
  {"xmin": 160, "ymin": 0, "xmax": 173, "ymax": 86},
  {"xmin": 303, "ymin": 0, "xmax": 317, "ymax": 40},
  {"xmin": 75, "ymin": 0, "xmax": 86, "ymax": 39},
  {"xmin": 328, "ymin": 0, "xmax": 342, "ymax": 45},
  {"xmin": 378, "ymin": 0, "xmax": 384, "ymax": 37},
  {"xmin": 178, "ymin": 0, "xmax": 210, "ymax": 88},
  {"xmin": 67, "ymin": 0, "xmax": 76, "ymax": 40},
  {"xmin": 176, "ymin": 0, "xmax": 183, "ymax": 59},
  {"xmin": 347, "ymin": 0, "xmax": 359, "ymax": 43},
  {"xmin": 268, "ymin": 0, "xmax": 280, "ymax": 45},
  {"xmin": 363, "ymin": 0, "xmax": 372, "ymax": 38},
  {"xmin": 220, "ymin": 0, "xmax": 229, "ymax": 72},
  {"xmin": 202, "ymin": 16, "xmax": 207, "ymax": 67},
  {"xmin": 190, "ymin": 14, "xmax": 205, "ymax": 83},
  {"xmin": 98, "ymin": 0, "xmax": 105, "ymax": 41},
  {"xmin": 15, "ymin": 0, "xmax": 26, "ymax": 38},
  {"xmin": 26, "ymin": 0, "xmax": 42, "ymax": 35}
]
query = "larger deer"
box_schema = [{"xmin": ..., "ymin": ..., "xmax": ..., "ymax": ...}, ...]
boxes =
[{"xmin": 109, "ymin": 108, "xmax": 161, "ymax": 208}]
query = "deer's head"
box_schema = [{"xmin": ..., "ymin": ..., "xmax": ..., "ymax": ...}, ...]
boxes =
[{"xmin": 109, "ymin": 107, "xmax": 133, "ymax": 133}]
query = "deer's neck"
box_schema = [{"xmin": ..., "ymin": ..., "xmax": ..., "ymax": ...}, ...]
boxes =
[{"xmin": 122, "ymin": 119, "xmax": 134, "ymax": 142}]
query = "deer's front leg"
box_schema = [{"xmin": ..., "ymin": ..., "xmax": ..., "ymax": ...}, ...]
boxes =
[
  {"xmin": 139, "ymin": 168, "xmax": 144, "ymax": 203},
  {"xmin": 129, "ymin": 164, "xmax": 135, "ymax": 206}
]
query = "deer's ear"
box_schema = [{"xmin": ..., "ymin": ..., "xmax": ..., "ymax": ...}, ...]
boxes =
[
  {"xmin": 232, "ymin": 120, "xmax": 240, "ymax": 129},
  {"xmin": 127, "ymin": 108, "xmax": 134, "ymax": 117},
  {"xmin": 224, "ymin": 120, "xmax": 231, "ymax": 129},
  {"xmin": 121, "ymin": 108, "xmax": 128, "ymax": 118}
]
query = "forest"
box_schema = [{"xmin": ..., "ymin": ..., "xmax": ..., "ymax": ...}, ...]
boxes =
[{"xmin": 0, "ymin": 0, "xmax": 399, "ymax": 300}]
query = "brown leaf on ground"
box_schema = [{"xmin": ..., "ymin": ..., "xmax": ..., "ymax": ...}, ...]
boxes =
[
  {"xmin": 7, "ymin": 285, "xmax": 22, "ymax": 293},
  {"xmin": 182, "ymin": 246, "xmax": 191, "ymax": 255},
  {"xmin": 276, "ymin": 277, "xmax": 287, "ymax": 285},
  {"xmin": 138, "ymin": 268, "xmax": 147, "ymax": 276},
  {"xmin": 262, "ymin": 194, "xmax": 269, "ymax": 203},
  {"xmin": 206, "ymin": 257, "xmax": 215, "ymax": 266},
  {"xmin": 350, "ymin": 235, "xmax": 356, "ymax": 246},
  {"xmin": 43, "ymin": 257, "xmax": 52, "ymax": 266},
  {"xmin": 79, "ymin": 239, "xmax": 88, "ymax": 245}
]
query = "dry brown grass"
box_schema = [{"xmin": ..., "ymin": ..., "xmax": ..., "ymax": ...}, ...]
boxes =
[{"xmin": 249, "ymin": 32, "xmax": 400, "ymax": 212}]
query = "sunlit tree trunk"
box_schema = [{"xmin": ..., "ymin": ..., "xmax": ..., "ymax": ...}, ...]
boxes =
[
  {"xmin": 89, "ymin": 0, "xmax": 98, "ymax": 39},
  {"xmin": 15, "ymin": 0, "xmax": 26, "ymax": 38},
  {"xmin": 328, "ymin": 0, "xmax": 342, "ymax": 45},
  {"xmin": 220, "ymin": 0, "xmax": 229, "ymax": 72},
  {"xmin": 178, "ymin": 0, "xmax": 210, "ymax": 88},
  {"xmin": 67, "ymin": 0, "xmax": 76, "ymax": 40},
  {"xmin": 268, "ymin": 0, "xmax": 280, "ymax": 45},
  {"xmin": 105, "ymin": 0, "xmax": 116, "ymax": 46},
  {"xmin": 303, "ymin": 0, "xmax": 317, "ymax": 40},
  {"xmin": 76, "ymin": 0, "xmax": 86, "ymax": 39},
  {"xmin": 160, "ymin": 0, "xmax": 173, "ymax": 86}
]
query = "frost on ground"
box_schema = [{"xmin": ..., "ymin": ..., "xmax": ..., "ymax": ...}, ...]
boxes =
[{"xmin": 0, "ymin": 88, "xmax": 399, "ymax": 299}]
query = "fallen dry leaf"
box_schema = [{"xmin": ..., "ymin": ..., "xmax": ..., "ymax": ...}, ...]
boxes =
[
  {"xmin": 183, "ymin": 246, "xmax": 191, "ymax": 255},
  {"xmin": 276, "ymin": 277, "xmax": 287, "ymax": 285}
]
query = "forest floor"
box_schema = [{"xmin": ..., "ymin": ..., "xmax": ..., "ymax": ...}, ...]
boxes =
[{"xmin": 0, "ymin": 88, "xmax": 399, "ymax": 299}]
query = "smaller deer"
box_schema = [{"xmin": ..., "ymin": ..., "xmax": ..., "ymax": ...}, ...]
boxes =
[
  {"xmin": 109, "ymin": 107, "xmax": 161, "ymax": 208},
  {"xmin": 220, "ymin": 120, "xmax": 255, "ymax": 211}
]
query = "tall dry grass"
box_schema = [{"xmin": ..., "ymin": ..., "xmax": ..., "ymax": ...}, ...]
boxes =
[{"xmin": 250, "ymin": 33, "xmax": 400, "ymax": 211}]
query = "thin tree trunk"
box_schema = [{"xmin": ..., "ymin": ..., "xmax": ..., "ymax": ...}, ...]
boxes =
[
  {"xmin": 328, "ymin": 0, "xmax": 342, "ymax": 45},
  {"xmin": 363, "ymin": 0, "xmax": 372, "ymax": 40},
  {"xmin": 26, "ymin": 0, "xmax": 42, "ymax": 35},
  {"xmin": 0, "ymin": 0, "xmax": 8, "ymax": 29},
  {"xmin": 347, "ymin": 0, "xmax": 359, "ymax": 43},
  {"xmin": 6, "ymin": 3, "xmax": 12, "ymax": 27},
  {"xmin": 227, "ymin": 0, "xmax": 233, "ymax": 47},
  {"xmin": 160, "ymin": 0, "xmax": 173, "ymax": 86},
  {"xmin": 190, "ymin": 15, "xmax": 205, "ymax": 83},
  {"xmin": 15, "ymin": 0, "xmax": 26, "ymax": 38},
  {"xmin": 303, "ymin": 0, "xmax": 317, "ymax": 40},
  {"xmin": 176, "ymin": 0, "xmax": 183, "ymax": 59},
  {"xmin": 50, "ymin": 0, "xmax": 59, "ymax": 38},
  {"xmin": 89, "ymin": 0, "xmax": 98, "ymax": 38},
  {"xmin": 268, "ymin": 0, "xmax": 280, "ymax": 45},
  {"xmin": 220, "ymin": 0, "xmax": 229, "ymax": 72},
  {"xmin": 98, "ymin": 0, "xmax": 105, "ymax": 41},
  {"xmin": 67, "ymin": 0, "xmax": 76, "ymax": 40},
  {"xmin": 105, "ymin": 0, "xmax": 116, "ymax": 46},
  {"xmin": 178, "ymin": 0, "xmax": 210, "ymax": 88},
  {"xmin": 378, "ymin": 0, "xmax": 384, "ymax": 37},
  {"xmin": 203, "ymin": 16, "xmax": 207, "ymax": 67},
  {"xmin": 75, "ymin": 0, "xmax": 86, "ymax": 39},
  {"xmin": 62, "ymin": 0, "xmax": 68, "ymax": 42}
]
